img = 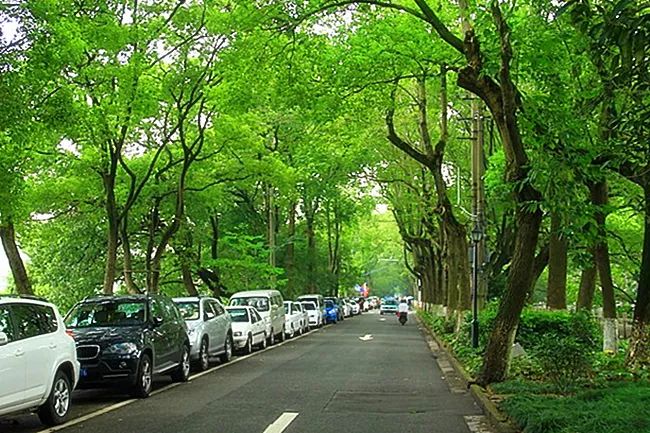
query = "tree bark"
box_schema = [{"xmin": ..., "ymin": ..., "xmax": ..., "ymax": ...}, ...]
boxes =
[
  {"xmin": 180, "ymin": 261, "xmax": 198, "ymax": 296},
  {"xmin": 305, "ymin": 208, "xmax": 317, "ymax": 292},
  {"xmin": 627, "ymin": 185, "xmax": 650, "ymax": 367},
  {"xmin": 102, "ymin": 170, "xmax": 119, "ymax": 295},
  {"xmin": 0, "ymin": 220, "xmax": 33, "ymax": 295},
  {"xmin": 285, "ymin": 202, "xmax": 297, "ymax": 296},
  {"xmin": 120, "ymin": 218, "xmax": 140, "ymax": 294},
  {"xmin": 577, "ymin": 251, "xmax": 597, "ymax": 312},
  {"xmin": 547, "ymin": 212, "xmax": 568, "ymax": 309}
]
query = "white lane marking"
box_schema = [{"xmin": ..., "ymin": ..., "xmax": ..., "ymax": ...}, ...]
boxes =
[
  {"xmin": 263, "ymin": 412, "xmax": 299, "ymax": 433},
  {"xmin": 35, "ymin": 327, "xmax": 325, "ymax": 433},
  {"xmin": 359, "ymin": 334, "xmax": 373, "ymax": 341},
  {"xmin": 379, "ymin": 318, "xmax": 386, "ymax": 321}
]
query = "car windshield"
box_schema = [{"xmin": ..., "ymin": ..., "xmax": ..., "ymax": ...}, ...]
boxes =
[
  {"xmin": 384, "ymin": 300, "xmax": 398, "ymax": 306},
  {"xmin": 230, "ymin": 297, "xmax": 269, "ymax": 312},
  {"xmin": 325, "ymin": 300, "xmax": 334, "ymax": 308},
  {"xmin": 66, "ymin": 300, "xmax": 146, "ymax": 328},
  {"xmin": 227, "ymin": 308, "xmax": 249, "ymax": 322},
  {"xmin": 302, "ymin": 303, "xmax": 316, "ymax": 310},
  {"xmin": 174, "ymin": 302, "xmax": 200, "ymax": 321}
]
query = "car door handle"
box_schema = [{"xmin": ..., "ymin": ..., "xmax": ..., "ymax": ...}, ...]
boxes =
[{"xmin": 14, "ymin": 349, "xmax": 25, "ymax": 357}]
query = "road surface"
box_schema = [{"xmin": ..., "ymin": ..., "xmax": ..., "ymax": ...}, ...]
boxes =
[{"xmin": 1, "ymin": 311, "xmax": 492, "ymax": 433}]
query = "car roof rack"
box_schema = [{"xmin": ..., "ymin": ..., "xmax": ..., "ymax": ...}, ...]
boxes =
[{"xmin": 0, "ymin": 294, "xmax": 49, "ymax": 302}]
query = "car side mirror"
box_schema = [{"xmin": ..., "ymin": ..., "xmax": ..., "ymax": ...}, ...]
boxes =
[
  {"xmin": 0, "ymin": 332, "xmax": 8, "ymax": 346},
  {"xmin": 152, "ymin": 316, "xmax": 164, "ymax": 327}
]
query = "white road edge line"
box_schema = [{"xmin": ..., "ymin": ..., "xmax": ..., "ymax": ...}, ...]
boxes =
[
  {"xmin": 262, "ymin": 412, "xmax": 299, "ymax": 433},
  {"xmin": 34, "ymin": 326, "xmax": 324, "ymax": 433}
]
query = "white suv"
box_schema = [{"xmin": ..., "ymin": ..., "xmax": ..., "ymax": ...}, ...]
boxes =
[{"xmin": 0, "ymin": 295, "xmax": 80, "ymax": 425}]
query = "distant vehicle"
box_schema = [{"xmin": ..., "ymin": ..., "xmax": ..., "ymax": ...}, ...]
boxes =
[
  {"xmin": 283, "ymin": 301, "xmax": 304, "ymax": 338},
  {"xmin": 172, "ymin": 297, "xmax": 233, "ymax": 371},
  {"xmin": 0, "ymin": 295, "xmax": 80, "ymax": 425},
  {"xmin": 380, "ymin": 298, "xmax": 399, "ymax": 315},
  {"xmin": 340, "ymin": 300, "xmax": 352, "ymax": 318},
  {"xmin": 300, "ymin": 301, "xmax": 322, "ymax": 328},
  {"xmin": 65, "ymin": 294, "xmax": 190, "ymax": 398},
  {"xmin": 324, "ymin": 300, "xmax": 339, "ymax": 324},
  {"xmin": 297, "ymin": 294, "xmax": 325, "ymax": 323},
  {"xmin": 325, "ymin": 297, "xmax": 344, "ymax": 321},
  {"xmin": 294, "ymin": 302, "xmax": 310, "ymax": 333},
  {"xmin": 350, "ymin": 300, "xmax": 360, "ymax": 316},
  {"xmin": 229, "ymin": 290, "xmax": 285, "ymax": 345},
  {"xmin": 226, "ymin": 306, "xmax": 267, "ymax": 354}
]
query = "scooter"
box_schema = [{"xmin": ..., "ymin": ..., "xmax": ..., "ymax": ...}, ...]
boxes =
[{"xmin": 398, "ymin": 311, "xmax": 408, "ymax": 325}]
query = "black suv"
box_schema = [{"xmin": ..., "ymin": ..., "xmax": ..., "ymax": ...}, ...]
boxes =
[{"xmin": 64, "ymin": 294, "xmax": 190, "ymax": 397}]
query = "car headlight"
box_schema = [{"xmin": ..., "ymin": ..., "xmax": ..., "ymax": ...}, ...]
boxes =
[
  {"xmin": 234, "ymin": 331, "xmax": 243, "ymax": 337},
  {"xmin": 103, "ymin": 342, "xmax": 138, "ymax": 355}
]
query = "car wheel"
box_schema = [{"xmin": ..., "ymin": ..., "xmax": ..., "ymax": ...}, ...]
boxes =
[
  {"xmin": 38, "ymin": 370, "xmax": 71, "ymax": 426},
  {"xmin": 219, "ymin": 335, "xmax": 233, "ymax": 363},
  {"xmin": 243, "ymin": 334, "xmax": 253, "ymax": 354},
  {"xmin": 259, "ymin": 333, "xmax": 268, "ymax": 349},
  {"xmin": 130, "ymin": 353, "xmax": 153, "ymax": 398},
  {"xmin": 279, "ymin": 326, "xmax": 286, "ymax": 342},
  {"xmin": 171, "ymin": 345, "xmax": 191, "ymax": 382},
  {"xmin": 269, "ymin": 329, "xmax": 275, "ymax": 346},
  {"xmin": 197, "ymin": 338, "xmax": 210, "ymax": 372}
]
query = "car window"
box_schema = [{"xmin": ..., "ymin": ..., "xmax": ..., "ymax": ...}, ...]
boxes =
[
  {"xmin": 204, "ymin": 302, "xmax": 217, "ymax": 321},
  {"xmin": 230, "ymin": 297, "xmax": 270, "ymax": 312},
  {"xmin": 150, "ymin": 298, "xmax": 165, "ymax": 321},
  {"xmin": 12, "ymin": 304, "xmax": 58, "ymax": 339},
  {"xmin": 211, "ymin": 301, "xmax": 225, "ymax": 316},
  {"xmin": 0, "ymin": 306, "xmax": 15, "ymax": 342},
  {"xmin": 294, "ymin": 304, "xmax": 302, "ymax": 312},
  {"xmin": 67, "ymin": 300, "xmax": 146, "ymax": 328},
  {"xmin": 161, "ymin": 297, "xmax": 181, "ymax": 323},
  {"xmin": 253, "ymin": 310, "xmax": 263, "ymax": 322},
  {"xmin": 302, "ymin": 303, "xmax": 315, "ymax": 310},
  {"xmin": 227, "ymin": 308, "xmax": 249, "ymax": 323},
  {"xmin": 176, "ymin": 302, "xmax": 200, "ymax": 320}
]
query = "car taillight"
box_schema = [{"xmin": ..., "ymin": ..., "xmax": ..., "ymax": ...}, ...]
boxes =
[{"xmin": 66, "ymin": 329, "xmax": 75, "ymax": 339}]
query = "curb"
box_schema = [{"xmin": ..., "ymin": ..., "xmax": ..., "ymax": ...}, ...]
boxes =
[{"xmin": 415, "ymin": 313, "xmax": 519, "ymax": 433}]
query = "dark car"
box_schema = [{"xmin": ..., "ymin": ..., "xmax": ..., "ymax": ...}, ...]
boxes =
[{"xmin": 65, "ymin": 294, "xmax": 191, "ymax": 398}]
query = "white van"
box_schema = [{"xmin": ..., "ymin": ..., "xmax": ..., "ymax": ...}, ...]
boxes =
[
  {"xmin": 297, "ymin": 294, "xmax": 325, "ymax": 326},
  {"xmin": 229, "ymin": 290, "xmax": 285, "ymax": 345}
]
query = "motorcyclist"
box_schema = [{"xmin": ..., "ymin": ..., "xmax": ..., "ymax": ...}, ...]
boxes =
[{"xmin": 398, "ymin": 298, "xmax": 409, "ymax": 324}]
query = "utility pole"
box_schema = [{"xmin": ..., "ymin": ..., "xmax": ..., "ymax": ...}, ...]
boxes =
[{"xmin": 267, "ymin": 184, "xmax": 276, "ymax": 288}]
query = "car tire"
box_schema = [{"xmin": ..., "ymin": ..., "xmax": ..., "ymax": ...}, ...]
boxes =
[
  {"xmin": 269, "ymin": 329, "xmax": 275, "ymax": 346},
  {"xmin": 38, "ymin": 370, "xmax": 71, "ymax": 426},
  {"xmin": 131, "ymin": 353, "xmax": 153, "ymax": 398},
  {"xmin": 171, "ymin": 345, "xmax": 191, "ymax": 383},
  {"xmin": 219, "ymin": 335, "xmax": 233, "ymax": 363},
  {"xmin": 279, "ymin": 327, "xmax": 286, "ymax": 342},
  {"xmin": 243, "ymin": 334, "xmax": 253, "ymax": 354},
  {"xmin": 259, "ymin": 333, "xmax": 268, "ymax": 349},
  {"xmin": 197, "ymin": 338, "xmax": 210, "ymax": 372}
]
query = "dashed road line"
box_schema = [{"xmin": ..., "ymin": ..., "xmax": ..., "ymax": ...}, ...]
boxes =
[{"xmin": 262, "ymin": 412, "xmax": 299, "ymax": 433}]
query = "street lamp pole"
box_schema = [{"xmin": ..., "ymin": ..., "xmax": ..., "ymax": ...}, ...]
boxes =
[{"xmin": 471, "ymin": 224, "xmax": 482, "ymax": 349}]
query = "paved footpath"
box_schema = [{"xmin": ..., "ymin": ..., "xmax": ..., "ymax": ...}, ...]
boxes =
[{"xmin": 2, "ymin": 311, "xmax": 494, "ymax": 433}]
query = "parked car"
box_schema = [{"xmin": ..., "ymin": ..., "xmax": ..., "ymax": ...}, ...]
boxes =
[
  {"xmin": 283, "ymin": 301, "xmax": 304, "ymax": 338},
  {"xmin": 225, "ymin": 306, "xmax": 267, "ymax": 354},
  {"xmin": 349, "ymin": 300, "xmax": 360, "ymax": 315},
  {"xmin": 324, "ymin": 300, "xmax": 339, "ymax": 324},
  {"xmin": 300, "ymin": 301, "xmax": 322, "ymax": 328},
  {"xmin": 65, "ymin": 294, "xmax": 190, "ymax": 398},
  {"xmin": 297, "ymin": 294, "xmax": 325, "ymax": 324},
  {"xmin": 0, "ymin": 295, "xmax": 80, "ymax": 426},
  {"xmin": 229, "ymin": 290, "xmax": 285, "ymax": 345},
  {"xmin": 324, "ymin": 297, "xmax": 344, "ymax": 321},
  {"xmin": 340, "ymin": 300, "xmax": 351, "ymax": 318},
  {"xmin": 380, "ymin": 298, "xmax": 399, "ymax": 315},
  {"xmin": 172, "ymin": 297, "xmax": 233, "ymax": 371},
  {"xmin": 294, "ymin": 302, "xmax": 310, "ymax": 334}
]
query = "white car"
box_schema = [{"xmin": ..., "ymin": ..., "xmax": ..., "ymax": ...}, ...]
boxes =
[
  {"xmin": 300, "ymin": 301, "xmax": 322, "ymax": 328},
  {"xmin": 294, "ymin": 302, "xmax": 310, "ymax": 333},
  {"xmin": 340, "ymin": 301, "xmax": 351, "ymax": 318},
  {"xmin": 226, "ymin": 306, "xmax": 267, "ymax": 353},
  {"xmin": 283, "ymin": 301, "xmax": 306, "ymax": 338},
  {"xmin": 173, "ymin": 297, "xmax": 233, "ymax": 371},
  {"xmin": 230, "ymin": 290, "xmax": 285, "ymax": 345},
  {"xmin": 0, "ymin": 295, "xmax": 80, "ymax": 425},
  {"xmin": 350, "ymin": 301, "xmax": 360, "ymax": 315}
]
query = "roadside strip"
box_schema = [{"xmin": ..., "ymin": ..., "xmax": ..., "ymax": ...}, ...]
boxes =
[{"xmin": 35, "ymin": 326, "xmax": 322, "ymax": 433}]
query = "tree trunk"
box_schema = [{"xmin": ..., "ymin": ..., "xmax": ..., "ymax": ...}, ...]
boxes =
[
  {"xmin": 102, "ymin": 172, "xmax": 119, "ymax": 295},
  {"xmin": 306, "ymin": 212, "xmax": 316, "ymax": 292},
  {"xmin": 180, "ymin": 261, "xmax": 198, "ymax": 296},
  {"xmin": 0, "ymin": 220, "xmax": 32, "ymax": 295},
  {"xmin": 120, "ymin": 219, "xmax": 140, "ymax": 294},
  {"xmin": 590, "ymin": 180, "xmax": 617, "ymax": 351},
  {"xmin": 285, "ymin": 202, "xmax": 296, "ymax": 296},
  {"xmin": 627, "ymin": 185, "xmax": 650, "ymax": 367},
  {"xmin": 547, "ymin": 212, "xmax": 567, "ymax": 309},
  {"xmin": 577, "ymin": 251, "xmax": 597, "ymax": 312}
]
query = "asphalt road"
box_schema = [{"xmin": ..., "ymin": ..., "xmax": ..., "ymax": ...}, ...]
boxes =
[{"xmin": 1, "ymin": 311, "xmax": 488, "ymax": 433}]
